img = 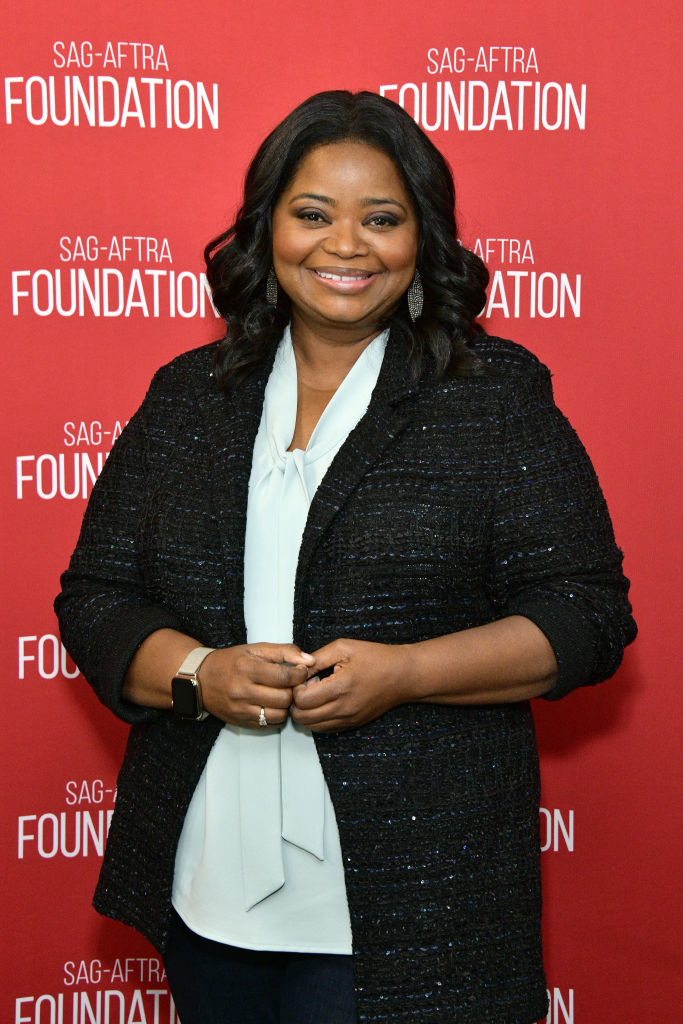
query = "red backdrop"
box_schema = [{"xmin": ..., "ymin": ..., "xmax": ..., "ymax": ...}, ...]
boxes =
[{"xmin": 2, "ymin": 1, "xmax": 681, "ymax": 1020}]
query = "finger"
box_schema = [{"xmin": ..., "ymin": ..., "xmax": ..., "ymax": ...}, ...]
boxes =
[
  {"xmin": 243, "ymin": 703, "xmax": 289, "ymax": 728},
  {"xmin": 246, "ymin": 643, "xmax": 315, "ymax": 667},
  {"xmin": 235, "ymin": 653, "xmax": 308, "ymax": 689},
  {"xmin": 290, "ymin": 702, "xmax": 351, "ymax": 731},
  {"xmin": 307, "ymin": 639, "xmax": 346, "ymax": 667},
  {"xmin": 292, "ymin": 674, "xmax": 342, "ymax": 710},
  {"xmin": 247, "ymin": 683, "xmax": 294, "ymax": 710}
]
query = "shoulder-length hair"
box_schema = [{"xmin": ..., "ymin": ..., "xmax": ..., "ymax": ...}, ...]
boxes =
[{"xmin": 205, "ymin": 90, "xmax": 489, "ymax": 389}]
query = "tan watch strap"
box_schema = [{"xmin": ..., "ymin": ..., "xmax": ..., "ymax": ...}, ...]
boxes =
[
  {"xmin": 176, "ymin": 646, "xmax": 216, "ymax": 677},
  {"xmin": 173, "ymin": 646, "xmax": 216, "ymax": 720}
]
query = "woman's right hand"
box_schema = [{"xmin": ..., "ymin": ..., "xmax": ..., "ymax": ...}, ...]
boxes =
[
  {"xmin": 200, "ymin": 644, "xmax": 315, "ymax": 728},
  {"xmin": 122, "ymin": 628, "xmax": 314, "ymax": 727}
]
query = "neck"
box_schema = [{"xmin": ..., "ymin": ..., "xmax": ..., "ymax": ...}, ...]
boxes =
[{"xmin": 290, "ymin": 316, "xmax": 383, "ymax": 389}]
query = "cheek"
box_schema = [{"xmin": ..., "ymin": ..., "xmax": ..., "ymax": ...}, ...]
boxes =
[
  {"xmin": 381, "ymin": 231, "xmax": 419, "ymax": 273},
  {"xmin": 388, "ymin": 248, "xmax": 418, "ymax": 277},
  {"xmin": 272, "ymin": 226, "xmax": 310, "ymax": 269}
]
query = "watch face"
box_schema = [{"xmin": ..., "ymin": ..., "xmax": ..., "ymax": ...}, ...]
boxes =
[{"xmin": 172, "ymin": 676, "xmax": 200, "ymax": 719}]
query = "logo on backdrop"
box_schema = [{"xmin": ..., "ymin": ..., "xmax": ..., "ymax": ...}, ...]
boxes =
[
  {"xmin": 16, "ymin": 419, "xmax": 126, "ymax": 502},
  {"xmin": 474, "ymin": 237, "xmax": 581, "ymax": 320},
  {"xmin": 10, "ymin": 234, "xmax": 220, "ymax": 320},
  {"xmin": 4, "ymin": 40, "xmax": 219, "ymax": 129},
  {"xmin": 17, "ymin": 779, "xmax": 115, "ymax": 861},
  {"xmin": 380, "ymin": 46, "xmax": 586, "ymax": 133},
  {"xmin": 15, "ymin": 962, "xmax": 178, "ymax": 1024}
]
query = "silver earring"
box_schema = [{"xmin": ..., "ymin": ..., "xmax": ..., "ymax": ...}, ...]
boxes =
[
  {"xmin": 406, "ymin": 270, "xmax": 423, "ymax": 321},
  {"xmin": 266, "ymin": 267, "xmax": 278, "ymax": 306}
]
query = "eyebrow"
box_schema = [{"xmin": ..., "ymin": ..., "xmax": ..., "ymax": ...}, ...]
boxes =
[{"xmin": 288, "ymin": 193, "xmax": 408, "ymax": 214}]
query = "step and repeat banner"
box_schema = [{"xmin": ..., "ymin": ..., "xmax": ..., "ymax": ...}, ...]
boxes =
[{"xmin": 2, "ymin": 1, "xmax": 680, "ymax": 1021}]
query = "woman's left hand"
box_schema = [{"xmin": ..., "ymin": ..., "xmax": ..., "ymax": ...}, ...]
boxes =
[{"xmin": 290, "ymin": 638, "xmax": 411, "ymax": 732}]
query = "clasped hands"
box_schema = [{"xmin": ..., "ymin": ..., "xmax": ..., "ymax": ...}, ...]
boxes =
[{"xmin": 199, "ymin": 640, "xmax": 411, "ymax": 733}]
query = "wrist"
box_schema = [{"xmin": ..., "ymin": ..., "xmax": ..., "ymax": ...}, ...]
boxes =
[
  {"xmin": 171, "ymin": 646, "xmax": 216, "ymax": 720},
  {"xmin": 392, "ymin": 642, "xmax": 423, "ymax": 704},
  {"xmin": 399, "ymin": 637, "xmax": 459, "ymax": 703}
]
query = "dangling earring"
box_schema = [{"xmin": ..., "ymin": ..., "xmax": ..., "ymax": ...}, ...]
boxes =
[
  {"xmin": 406, "ymin": 269, "xmax": 423, "ymax": 322},
  {"xmin": 266, "ymin": 267, "xmax": 278, "ymax": 306}
]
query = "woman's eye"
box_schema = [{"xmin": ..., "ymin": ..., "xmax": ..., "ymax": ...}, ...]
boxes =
[
  {"xmin": 367, "ymin": 214, "xmax": 398, "ymax": 228},
  {"xmin": 296, "ymin": 210, "xmax": 327, "ymax": 223}
]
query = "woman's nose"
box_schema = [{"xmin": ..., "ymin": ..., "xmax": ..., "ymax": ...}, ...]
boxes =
[{"xmin": 321, "ymin": 219, "xmax": 369, "ymax": 258}]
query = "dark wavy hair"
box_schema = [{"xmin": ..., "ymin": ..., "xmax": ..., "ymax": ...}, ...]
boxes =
[{"xmin": 205, "ymin": 90, "xmax": 489, "ymax": 389}]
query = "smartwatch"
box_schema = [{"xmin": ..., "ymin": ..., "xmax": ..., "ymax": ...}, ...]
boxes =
[{"xmin": 171, "ymin": 647, "xmax": 215, "ymax": 721}]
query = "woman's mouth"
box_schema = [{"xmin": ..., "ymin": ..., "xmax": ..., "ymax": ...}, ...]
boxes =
[{"xmin": 309, "ymin": 268, "xmax": 379, "ymax": 292}]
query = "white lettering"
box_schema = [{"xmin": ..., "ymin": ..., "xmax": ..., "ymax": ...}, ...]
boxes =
[
  {"xmin": 120, "ymin": 77, "xmax": 145, "ymax": 126},
  {"xmin": 73, "ymin": 76, "xmax": 95, "ymax": 125},
  {"xmin": 18, "ymin": 635, "xmax": 37, "ymax": 677},
  {"xmin": 63, "ymin": 960, "xmax": 102, "ymax": 986},
  {"xmin": 17, "ymin": 810, "xmax": 114, "ymax": 858},
  {"xmin": 489, "ymin": 80, "xmax": 513, "ymax": 130},
  {"xmin": 65, "ymin": 779, "xmax": 106, "ymax": 806},
  {"xmin": 11, "ymin": 269, "xmax": 218, "ymax": 319},
  {"xmin": 18, "ymin": 635, "xmax": 80, "ymax": 679},
  {"xmin": 59, "ymin": 236, "xmax": 99, "ymax": 261},
  {"xmin": 540, "ymin": 808, "xmax": 575, "ymax": 852},
  {"xmin": 380, "ymin": 79, "xmax": 587, "ymax": 133},
  {"xmin": 481, "ymin": 270, "xmax": 581, "ymax": 319},
  {"xmin": 11, "ymin": 271, "xmax": 30, "ymax": 314},
  {"xmin": 546, "ymin": 987, "xmax": 575, "ymax": 1024},
  {"xmin": 473, "ymin": 238, "xmax": 535, "ymax": 264},
  {"xmin": 63, "ymin": 421, "xmax": 125, "ymax": 447},
  {"xmin": 15, "ymin": 988, "xmax": 178, "ymax": 1023},
  {"xmin": 425, "ymin": 46, "xmax": 538, "ymax": 75},
  {"xmin": 3, "ymin": 75, "xmax": 219, "ymax": 129},
  {"xmin": 4, "ymin": 77, "xmax": 24, "ymax": 122}
]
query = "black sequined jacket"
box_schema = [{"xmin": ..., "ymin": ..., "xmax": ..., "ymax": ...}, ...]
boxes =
[{"xmin": 55, "ymin": 332, "xmax": 636, "ymax": 1023}]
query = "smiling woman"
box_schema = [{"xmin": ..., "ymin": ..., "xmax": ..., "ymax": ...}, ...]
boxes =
[
  {"xmin": 271, "ymin": 142, "xmax": 418, "ymax": 344},
  {"xmin": 270, "ymin": 141, "xmax": 420, "ymax": 448},
  {"xmin": 56, "ymin": 90, "xmax": 636, "ymax": 1024},
  {"xmin": 205, "ymin": 90, "xmax": 489, "ymax": 392}
]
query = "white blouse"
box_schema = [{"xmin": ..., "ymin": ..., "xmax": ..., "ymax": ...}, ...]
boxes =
[{"xmin": 172, "ymin": 326, "xmax": 388, "ymax": 952}]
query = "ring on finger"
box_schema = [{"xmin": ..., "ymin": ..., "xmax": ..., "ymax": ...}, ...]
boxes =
[{"xmin": 258, "ymin": 707, "xmax": 268, "ymax": 728}]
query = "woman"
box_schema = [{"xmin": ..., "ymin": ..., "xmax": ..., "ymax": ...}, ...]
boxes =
[{"xmin": 56, "ymin": 90, "xmax": 636, "ymax": 1023}]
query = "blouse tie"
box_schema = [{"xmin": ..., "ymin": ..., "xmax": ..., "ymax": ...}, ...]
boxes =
[{"xmin": 240, "ymin": 326, "xmax": 387, "ymax": 910}]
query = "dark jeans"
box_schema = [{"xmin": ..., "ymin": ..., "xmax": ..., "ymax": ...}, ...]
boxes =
[{"xmin": 164, "ymin": 910, "xmax": 357, "ymax": 1024}]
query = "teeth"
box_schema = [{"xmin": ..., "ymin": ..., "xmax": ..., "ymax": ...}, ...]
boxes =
[{"xmin": 316, "ymin": 270, "xmax": 371, "ymax": 281}]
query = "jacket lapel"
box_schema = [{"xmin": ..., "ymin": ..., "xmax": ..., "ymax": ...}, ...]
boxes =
[{"xmin": 296, "ymin": 333, "xmax": 417, "ymax": 584}]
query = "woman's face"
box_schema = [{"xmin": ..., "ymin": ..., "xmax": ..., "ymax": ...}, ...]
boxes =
[{"xmin": 271, "ymin": 141, "xmax": 419, "ymax": 339}]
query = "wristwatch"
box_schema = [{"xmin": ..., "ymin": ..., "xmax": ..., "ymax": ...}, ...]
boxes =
[{"xmin": 171, "ymin": 647, "xmax": 215, "ymax": 721}]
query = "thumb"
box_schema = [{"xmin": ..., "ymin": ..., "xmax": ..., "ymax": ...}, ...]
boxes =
[
  {"xmin": 308, "ymin": 639, "xmax": 348, "ymax": 673},
  {"xmin": 247, "ymin": 642, "xmax": 315, "ymax": 666}
]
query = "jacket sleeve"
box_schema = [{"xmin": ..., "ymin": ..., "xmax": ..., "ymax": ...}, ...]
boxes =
[
  {"xmin": 54, "ymin": 368, "xmax": 186, "ymax": 724},
  {"xmin": 489, "ymin": 363, "xmax": 637, "ymax": 700}
]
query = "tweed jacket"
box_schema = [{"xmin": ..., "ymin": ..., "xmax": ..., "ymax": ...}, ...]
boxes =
[{"xmin": 56, "ymin": 331, "xmax": 636, "ymax": 1023}]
